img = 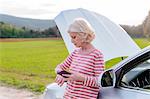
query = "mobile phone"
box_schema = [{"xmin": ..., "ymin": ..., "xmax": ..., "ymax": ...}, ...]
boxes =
[{"xmin": 57, "ymin": 70, "xmax": 71, "ymax": 78}]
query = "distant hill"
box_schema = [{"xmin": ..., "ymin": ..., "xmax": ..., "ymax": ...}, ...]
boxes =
[{"xmin": 0, "ymin": 14, "xmax": 56, "ymax": 31}]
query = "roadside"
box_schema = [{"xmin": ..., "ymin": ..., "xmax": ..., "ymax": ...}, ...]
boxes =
[{"xmin": 0, "ymin": 85, "xmax": 43, "ymax": 99}]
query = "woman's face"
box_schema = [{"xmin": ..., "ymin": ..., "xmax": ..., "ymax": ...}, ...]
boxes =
[{"xmin": 69, "ymin": 32, "xmax": 83, "ymax": 48}]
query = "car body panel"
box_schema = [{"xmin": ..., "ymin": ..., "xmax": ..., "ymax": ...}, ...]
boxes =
[
  {"xmin": 99, "ymin": 87, "xmax": 150, "ymax": 99},
  {"xmin": 44, "ymin": 83, "xmax": 66, "ymax": 99}
]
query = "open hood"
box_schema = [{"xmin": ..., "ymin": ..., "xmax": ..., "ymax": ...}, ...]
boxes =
[{"xmin": 54, "ymin": 8, "xmax": 141, "ymax": 62}]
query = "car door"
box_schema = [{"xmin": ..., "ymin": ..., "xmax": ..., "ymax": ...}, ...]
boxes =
[{"xmin": 99, "ymin": 50, "xmax": 150, "ymax": 99}]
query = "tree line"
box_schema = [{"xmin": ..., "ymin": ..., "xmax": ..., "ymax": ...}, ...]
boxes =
[
  {"xmin": 0, "ymin": 21, "xmax": 60, "ymax": 38},
  {"xmin": 121, "ymin": 10, "xmax": 150, "ymax": 39},
  {"xmin": 0, "ymin": 10, "xmax": 149, "ymax": 38}
]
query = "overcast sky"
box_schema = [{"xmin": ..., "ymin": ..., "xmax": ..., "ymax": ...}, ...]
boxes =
[{"xmin": 0, "ymin": 0, "xmax": 150, "ymax": 25}]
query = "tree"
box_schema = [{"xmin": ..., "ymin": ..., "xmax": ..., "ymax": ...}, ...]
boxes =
[{"xmin": 143, "ymin": 11, "xmax": 150, "ymax": 40}]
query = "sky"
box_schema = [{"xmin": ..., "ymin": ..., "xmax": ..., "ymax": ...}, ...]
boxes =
[{"xmin": 0, "ymin": 0, "xmax": 150, "ymax": 26}]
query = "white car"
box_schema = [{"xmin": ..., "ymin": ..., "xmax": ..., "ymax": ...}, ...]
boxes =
[
  {"xmin": 43, "ymin": 8, "xmax": 150, "ymax": 99},
  {"xmin": 44, "ymin": 46, "xmax": 150, "ymax": 99}
]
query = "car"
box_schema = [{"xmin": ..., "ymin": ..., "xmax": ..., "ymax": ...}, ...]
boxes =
[
  {"xmin": 44, "ymin": 46, "xmax": 150, "ymax": 99},
  {"xmin": 98, "ymin": 46, "xmax": 150, "ymax": 99},
  {"xmin": 43, "ymin": 8, "xmax": 150, "ymax": 99}
]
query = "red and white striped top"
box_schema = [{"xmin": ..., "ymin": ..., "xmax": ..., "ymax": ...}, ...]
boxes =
[{"xmin": 58, "ymin": 48, "xmax": 104, "ymax": 99}]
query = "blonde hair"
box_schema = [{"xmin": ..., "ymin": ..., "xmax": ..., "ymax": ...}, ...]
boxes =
[{"xmin": 67, "ymin": 18, "xmax": 95, "ymax": 43}]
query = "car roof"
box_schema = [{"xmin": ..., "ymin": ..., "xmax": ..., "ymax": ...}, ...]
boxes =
[{"xmin": 114, "ymin": 46, "xmax": 150, "ymax": 72}]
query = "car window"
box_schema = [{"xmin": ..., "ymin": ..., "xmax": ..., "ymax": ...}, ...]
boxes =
[{"xmin": 121, "ymin": 58, "xmax": 150, "ymax": 91}]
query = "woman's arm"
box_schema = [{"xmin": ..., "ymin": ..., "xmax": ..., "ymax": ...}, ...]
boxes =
[
  {"xmin": 63, "ymin": 51, "xmax": 104, "ymax": 87},
  {"xmin": 83, "ymin": 52, "xmax": 104, "ymax": 87},
  {"xmin": 55, "ymin": 51, "xmax": 75, "ymax": 73}
]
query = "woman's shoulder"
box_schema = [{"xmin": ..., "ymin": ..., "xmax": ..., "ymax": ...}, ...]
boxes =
[
  {"xmin": 74, "ymin": 48, "xmax": 80, "ymax": 52},
  {"xmin": 70, "ymin": 48, "xmax": 80, "ymax": 55},
  {"xmin": 92, "ymin": 48, "xmax": 103, "ymax": 56}
]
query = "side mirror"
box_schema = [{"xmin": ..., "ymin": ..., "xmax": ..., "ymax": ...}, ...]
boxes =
[{"xmin": 98, "ymin": 69, "xmax": 115, "ymax": 87}]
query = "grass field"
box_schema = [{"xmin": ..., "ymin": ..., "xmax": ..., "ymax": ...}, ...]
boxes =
[{"xmin": 0, "ymin": 38, "xmax": 149, "ymax": 92}]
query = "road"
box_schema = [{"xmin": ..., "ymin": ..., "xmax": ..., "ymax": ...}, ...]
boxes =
[{"xmin": 0, "ymin": 86, "xmax": 43, "ymax": 99}]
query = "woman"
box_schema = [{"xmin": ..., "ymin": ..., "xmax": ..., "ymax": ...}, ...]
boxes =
[{"xmin": 55, "ymin": 18, "xmax": 104, "ymax": 99}]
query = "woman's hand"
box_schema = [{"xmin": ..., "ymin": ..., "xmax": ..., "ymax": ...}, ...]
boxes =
[
  {"xmin": 55, "ymin": 75, "xmax": 65, "ymax": 86},
  {"xmin": 55, "ymin": 66, "xmax": 62, "ymax": 74},
  {"xmin": 62, "ymin": 72, "xmax": 85, "ymax": 81}
]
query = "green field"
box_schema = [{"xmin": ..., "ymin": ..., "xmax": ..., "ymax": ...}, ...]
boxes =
[{"xmin": 0, "ymin": 38, "xmax": 149, "ymax": 92}]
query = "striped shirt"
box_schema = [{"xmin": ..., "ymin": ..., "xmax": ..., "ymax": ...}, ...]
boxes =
[{"xmin": 57, "ymin": 48, "xmax": 104, "ymax": 99}]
